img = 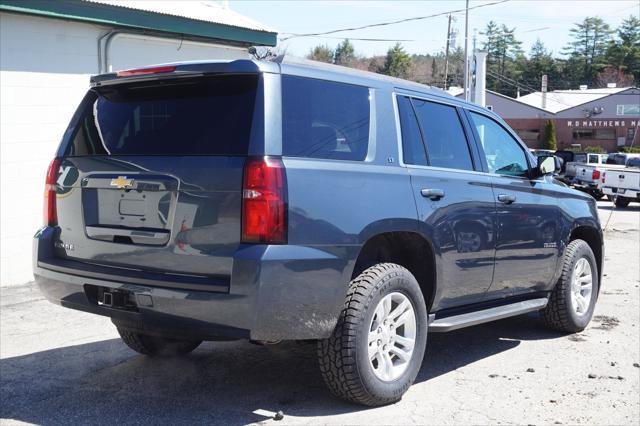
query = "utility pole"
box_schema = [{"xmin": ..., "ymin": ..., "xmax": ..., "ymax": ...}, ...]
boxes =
[
  {"xmin": 463, "ymin": 0, "xmax": 470, "ymax": 101},
  {"xmin": 444, "ymin": 14, "xmax": 452, "ymax": 90},
  {"xmin": 474, "ymin": 51, "xmax": 487, "ymax": 107},
  {"xmin": 542, "ymin": 74, "xmax": 548, "ymax": 110},
  {"xmin": 471, "ymin": 29, "xmax": 477, "ymax": 102}
]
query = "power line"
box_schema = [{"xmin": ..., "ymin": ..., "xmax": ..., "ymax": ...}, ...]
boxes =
[
  {"xmin": 300, "ymin": 36, "xmax": 415, "ymax": 42},
  {"xmin": 485, "ymin": 70, "xmax": 576, "ymax": 108},
  {"xmin": 279, "ymin": 0, "xmax": 511, "ymax": 41}
]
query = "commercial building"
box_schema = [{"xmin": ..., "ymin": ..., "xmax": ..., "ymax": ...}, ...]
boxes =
[
  {"xmin": 453, "ymin": 86, "xmax": 640, "ymax": 151},
  {"xmin": 0, "ymin": 0, "xmax": 276, "ymax": 286}
]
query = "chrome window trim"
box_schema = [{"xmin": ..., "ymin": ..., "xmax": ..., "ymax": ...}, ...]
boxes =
[
  {"xmin": 392, "ymin": 92, "xmax": 545, "ymax": 182},
  {"xmin": 393, "ymin": 92, "xmax": 479, "ymax": 175}
]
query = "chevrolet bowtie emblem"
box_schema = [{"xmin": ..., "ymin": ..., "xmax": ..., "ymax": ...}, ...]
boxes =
[{"xmin": 110, "ymin": 176, "xmax": 133, "ymax": 189}]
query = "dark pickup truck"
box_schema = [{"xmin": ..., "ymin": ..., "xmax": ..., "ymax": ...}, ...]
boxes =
[{"xmin": 34, "ymin": 57, "xmax": 603, "ymax": 406}]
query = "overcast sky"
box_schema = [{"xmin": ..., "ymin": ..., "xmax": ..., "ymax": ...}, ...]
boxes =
[{"xmin": 230, "ymin": 0, "xmax": 639, "ymax": 57}]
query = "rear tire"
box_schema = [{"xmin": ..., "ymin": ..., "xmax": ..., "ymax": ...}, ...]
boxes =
[
  {"xmin": 542, "ymin": 239, "xmax": 598, "ymax": 333},
  {"xmin": 317, "ymin": 263, "xmax": 428, "ymax": 406},
  {"xmin": 614, "ymin": 196, "xmax": 630, "ymax": 208},
  {"xmin": 117, "ymin": 327, "xmax": 202, "ymax": 357}
]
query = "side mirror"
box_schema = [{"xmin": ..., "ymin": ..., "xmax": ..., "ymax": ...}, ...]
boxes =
[{"xmin": 536, "ymin": 155, "xmax": 559, "ymax": 176}]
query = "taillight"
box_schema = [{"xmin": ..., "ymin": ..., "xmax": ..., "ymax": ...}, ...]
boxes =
[
  {"xmin": 592, "ymin": 169, "xmax": 600, "ymax": 180},
  {"xmin": 241, "ymin": 157, "xmax": 287, "ymax": 244},
  {"xmin": 44, "ymin": 158, "xmax": 61, "ymax": 226},
  {"xmin": 116, "ymin": 65, "xmax": 176, "ymax": 77},
  {"xmin": 602, "ymin": 171, "xmax": 606, "ymax": 184}
]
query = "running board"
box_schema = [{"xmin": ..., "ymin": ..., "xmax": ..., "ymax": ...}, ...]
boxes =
[{"xmin": 428, "ymin": 298, "xmax": 549, "ymax": 333}]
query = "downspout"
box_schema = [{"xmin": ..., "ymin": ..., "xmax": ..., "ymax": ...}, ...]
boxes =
[
  {"xmin": 97, "ymin": 29, "xmax": 116, "ymax": 74},
  {"xmin": 97, "ymin": 29, "xmax": 250, "ymax": 74},
  {"xmin": 103, "ymin": 30, "xmax": 135, "ymax": 73},
  {"xmin": 98, "ymin": 29, "xmax": 143, "ymax": 74}
]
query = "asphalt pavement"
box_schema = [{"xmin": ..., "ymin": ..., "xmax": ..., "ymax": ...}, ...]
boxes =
[{"xmin": 1, "ymin": 201, "xmax": 638, "ymax": 425}]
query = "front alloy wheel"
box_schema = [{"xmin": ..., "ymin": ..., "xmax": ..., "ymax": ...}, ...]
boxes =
[
  {"xmin": 543, "ymin": 239, "xmax": 599, "ymax": 332},
  {"xmin": 570, "ymin": 258, "xmax": 593, "ymax": 316}
]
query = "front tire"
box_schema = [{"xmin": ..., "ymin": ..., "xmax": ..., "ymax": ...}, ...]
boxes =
[
  {"xmin": 317, "ymin": 263, "xmax": 428, "ymax": 406},
  {"xmin": 542, "ymin": 239, "xmax": 599, "ymax": 333},
  {"xmin": 117, "ymin": 327, "xmax": 202, "ymax": 357}
]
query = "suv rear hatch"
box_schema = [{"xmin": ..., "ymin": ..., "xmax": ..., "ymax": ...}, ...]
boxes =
[{"xmin": 48, "ymin": 73, "xmax": 260, "ymax": 288}]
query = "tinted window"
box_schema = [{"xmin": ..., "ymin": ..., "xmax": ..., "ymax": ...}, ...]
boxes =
[
  {"xmin": 412, "ymin": 99, "xmax": 474, "ymax": 171},
  {"xmin": 397, "ymin": 96, "xmax": 427, "ymax": 166},
  {"xmin": 282, "ymin": 76, "xmax": 370, "ymax": 161},
  {"xmin": 469, "ymin": 112, "xmax": 529, "ymax": 177},
  {"xmin": 65, "ymin": 75, "xmax": 258, "ymax": 156}
]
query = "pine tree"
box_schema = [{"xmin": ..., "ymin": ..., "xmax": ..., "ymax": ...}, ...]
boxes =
[
  {"xmin": 564, "ymin": 17, "xmax": 614, "ymax": 86},
  {"xmin": 382, "ymin": 43, "xmax": 413, "ymax": 79},
  {"xmin": 481, "ymin": 22, "xmax": 523, "ymax": 95},
  {"xmin": 605, "ymin": 15, "xmax": 640, "ymax": 82},
  {"xmin": 334, "ymin": 39, "xmax": 356, "ymax": 66},
  {"xmin": 307, "ymin": 45, "xmax": 334, "ymax": 63}
]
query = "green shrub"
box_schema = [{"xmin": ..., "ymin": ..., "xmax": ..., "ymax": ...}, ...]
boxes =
[
  {"xmin": 621, "ymin": 146, "xmax": 640, "ymax": 153},
  {"xmin": 585, "ymin": 146, "xmax": 605, "ymax": 153},
  {"xmin": 541, "ymin": 120, "xmax": 557, "ymax": 150}
]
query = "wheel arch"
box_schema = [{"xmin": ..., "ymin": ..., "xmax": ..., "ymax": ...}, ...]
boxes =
[
  {"xmin": 351, "ymin": 231, "xmax": 437, "ymax": 311},
  {"xmin": 568, "ymin": 225, "xmax": 603, "ymax": 287}
]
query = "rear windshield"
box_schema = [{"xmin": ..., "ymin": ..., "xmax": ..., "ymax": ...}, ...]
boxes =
[
  {"xmin": 64, "ymin": 75, "xmax": 258, "ymax": 156},
  {"xmin": 574, "ymin": 153, "xmax": 588, "ymax": 163},
  {"xmin": 282, "ymin": 75, "xmax": 370, "ymax": 161}
]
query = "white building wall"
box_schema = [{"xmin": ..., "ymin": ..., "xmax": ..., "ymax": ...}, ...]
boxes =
[{"xmin": 0, "ymin": 12, "xmax": 250, "ymax": 286}]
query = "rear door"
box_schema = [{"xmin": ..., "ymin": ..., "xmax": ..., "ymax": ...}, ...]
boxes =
[
  {"xmin": 466, "ymin": 111, "xmax": 562, "ymax": 298},
  {"xmin": 51, "ymin": 74, "xmax": 260, "ymax": 283},
  {"xmin": 397, "ymin": 95, "xmax": 496, "ymax": 310}
]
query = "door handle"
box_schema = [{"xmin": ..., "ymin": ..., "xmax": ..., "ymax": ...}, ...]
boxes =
[
  {"xmin": 421, "ymin": 188, "xmax": 445, "ymax": 200},
  {"xmin": 497, "ymin": 194, "xmax": 516, "ymax": 204}
]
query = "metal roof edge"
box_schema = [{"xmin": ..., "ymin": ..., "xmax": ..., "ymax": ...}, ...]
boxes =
[
  {"xmin": 486, "ymin": 89, "xmax": 556, "ymax": 115},
  {"xmin": 0, "ymin": 0, "xmax": 277, "ymax": 47}
]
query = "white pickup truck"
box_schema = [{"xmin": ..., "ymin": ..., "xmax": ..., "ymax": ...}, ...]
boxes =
[
  {"xmin": 567, "ymin": 154, "xmax": 614, "ymax": 199},
  {"xmin": 573, "ymin": 163, "xmax": 627, "ymax": 199},
  {"xmin": 602, "ymin": 167, "xmax": 640, "ymax": 207}
]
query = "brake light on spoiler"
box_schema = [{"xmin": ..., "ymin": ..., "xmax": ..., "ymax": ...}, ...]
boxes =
[{"xmin": 116, "ymin": 65, "xmax": 176, "ymax": 77}]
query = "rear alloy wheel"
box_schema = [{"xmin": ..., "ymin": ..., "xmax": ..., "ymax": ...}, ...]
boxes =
[
  {"xmin": 368, "ymin": 292, "xmax": 417, "ymax": 382},
  {"xmin": 317, "ymin": 263, "xmax": 428, "ymax": 406}
]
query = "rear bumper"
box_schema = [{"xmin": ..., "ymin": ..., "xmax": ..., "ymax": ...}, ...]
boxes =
[
  {"xmin": 602, "ymin": 187, "xmax": 640, "ymax": 198},
  {"xmin": 573, "ymin": 180, "xmax": 600, "ymax": 191},
  {"xmin": 34, "ymin": 227, "xmax": 354, "ymax": 341}
]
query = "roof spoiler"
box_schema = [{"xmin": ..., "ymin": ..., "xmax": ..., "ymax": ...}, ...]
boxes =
[{"xmin": 90, "ymin": 59, "xmax": 278, "ymax": 86}]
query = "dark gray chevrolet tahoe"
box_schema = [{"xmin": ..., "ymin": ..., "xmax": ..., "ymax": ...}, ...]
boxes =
[{"xmin": 34, "ymin": 57, "xmax": 603, "ymax": 406}]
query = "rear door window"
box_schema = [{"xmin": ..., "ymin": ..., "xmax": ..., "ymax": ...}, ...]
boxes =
[
  {"xmin": 397, "ymin": 96, "xmax": 427, "ymax": 166},
  {"xmin": 282, "ymin": 76, "xmax": 370, "ymax": 161},
  {"xmin": 411, "ymin": 99, "xmax": 474, "ymax": 171},
  {"xmin": 64, "ymin": 75, "xmax": 258, "ymax": 156}
]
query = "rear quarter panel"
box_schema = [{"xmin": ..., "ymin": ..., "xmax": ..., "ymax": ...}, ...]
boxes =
[{"xmin": 277, "ymin": 86, "xmax": 419, "ymax": 327}]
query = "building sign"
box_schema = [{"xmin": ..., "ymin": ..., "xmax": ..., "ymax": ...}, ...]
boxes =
[{"xmin": 567, "ymin": 120, "xmax": 638, "ymax": 128}]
